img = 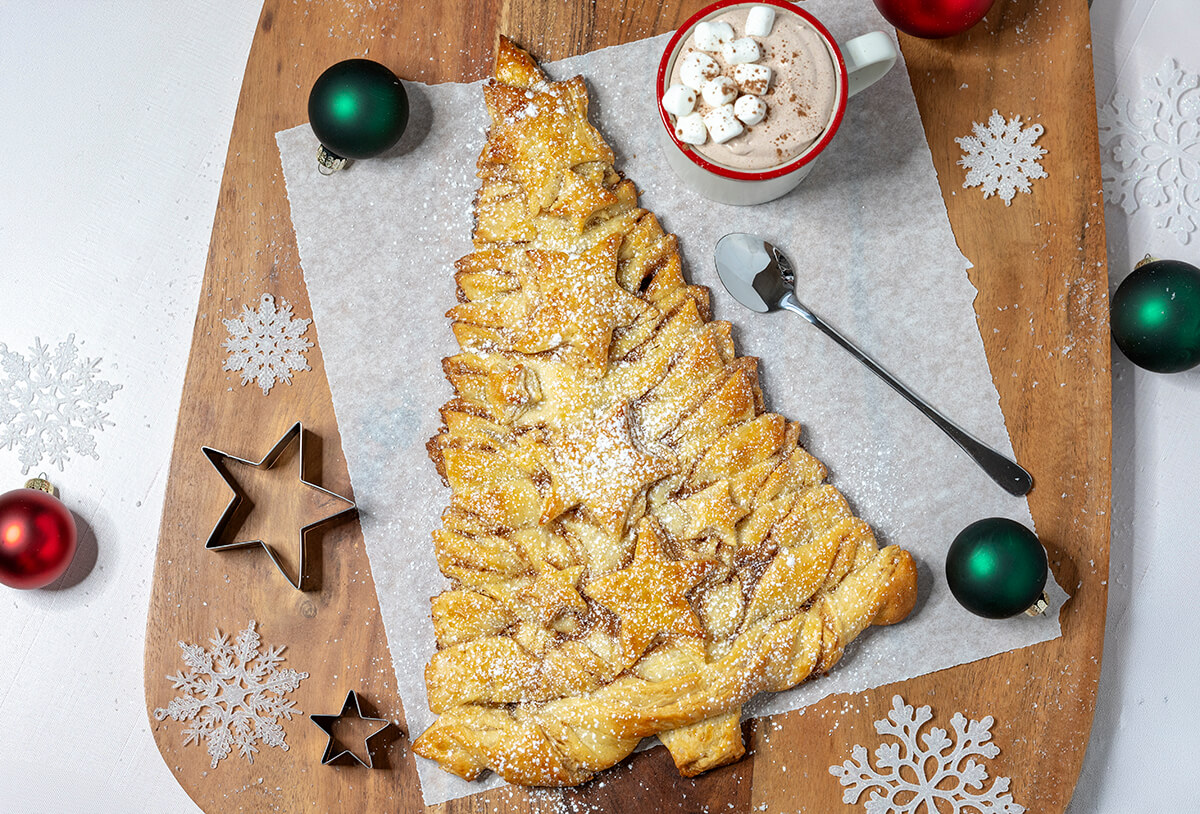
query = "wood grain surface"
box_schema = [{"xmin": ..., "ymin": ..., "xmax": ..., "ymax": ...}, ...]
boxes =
[{"xmin": 144, "ymin": 1, "xmax": 1110, "ymax": 812}]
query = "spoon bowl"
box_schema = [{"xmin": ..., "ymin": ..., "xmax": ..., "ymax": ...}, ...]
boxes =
[{"xmin": 713, "ymin": 233, "xmax": 794, "ymax": 313}]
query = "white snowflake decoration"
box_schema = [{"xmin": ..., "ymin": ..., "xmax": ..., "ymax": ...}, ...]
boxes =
[
  {"xmin": 0, "ymin": 335, "xmax": 121, "ymax": 474},
  {"xmin": 956, "ymin": 110, "xmax": 1047, "ymax": 206},
  {"xmin": 830, "ymin": 695, "xmax": 1025, "ymax": 814},
  {"xmin": 153, "ymin": 620, "xmax": 308, "ymax": 768},
  {"xmin": 222, "ymin": 293, "xmax": 312, "ymax": 394},
  {"xmin": 1098, "ymin": 58, "xmax": 1200, "ymax": 245}
]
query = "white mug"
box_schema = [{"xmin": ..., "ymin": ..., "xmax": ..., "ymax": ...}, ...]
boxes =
[{"xmin": 656, "ymin": 0, "xmax": 897, "ymax": 206}]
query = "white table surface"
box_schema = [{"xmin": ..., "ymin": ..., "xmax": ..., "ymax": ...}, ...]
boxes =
[{"xmin": 0, "ymin": 1, "xmax": 1195, "ymax": 811}]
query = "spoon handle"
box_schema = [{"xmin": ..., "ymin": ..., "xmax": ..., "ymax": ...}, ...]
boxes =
[{"xmin": 779, "ymin": 292, "xmax": 1033, "ymax": 497}]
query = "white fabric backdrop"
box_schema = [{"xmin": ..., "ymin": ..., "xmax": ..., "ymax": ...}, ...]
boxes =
[
  {"xmin": 0, "ymin": 1, "xmax": 1193, "ymax": 811},
  {"xmin": 0, "ymin": 2, "xmax": 259, "ymax": 812},
  {"xmin": 1070, "ymin": 0, "xmax": 1200, "ymax": 810}
]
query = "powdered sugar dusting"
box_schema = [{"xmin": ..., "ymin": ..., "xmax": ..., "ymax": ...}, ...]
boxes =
[{"xmin": 276, "ymin": 14, "xmax": 1065, "ymax": 805}]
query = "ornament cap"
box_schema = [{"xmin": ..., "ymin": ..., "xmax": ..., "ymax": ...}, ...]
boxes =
[
  {"xmin": 23, "ymin": 473, "xmax": 56, "ymax": 495},
  {"xmin": 1134, "ymin": 253, "xmax": 1157, "ymax": 269},
  {"xmin": 1023, "ymin": 591, "xmax": 1049, "ymax": 617},
  {"xmin": 316, "ymin": 144, "xmax": 348, "ymax": 175}
]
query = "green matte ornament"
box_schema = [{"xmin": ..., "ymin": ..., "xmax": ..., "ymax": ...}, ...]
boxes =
[
  {"xmin": 946, "ymin": 517, "xmax": 1048, "ymax": 619},
  {"xmin": 1110, "ymin": 256, "xmax": 1200, "ymax": 373},
  {"xmin": 309, "ymin": 59, "xmax": 409, "ymax": 173}
]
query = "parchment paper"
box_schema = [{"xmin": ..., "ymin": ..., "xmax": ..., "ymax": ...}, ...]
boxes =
[{"xmin": 277, "ymin": 7, "xmax": 1067, "ymax": 804}]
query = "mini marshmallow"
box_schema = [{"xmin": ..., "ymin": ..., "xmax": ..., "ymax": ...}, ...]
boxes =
[
  {"xmin": 701, "ymin": 76, "xmax": 738, "ymax": 107},
  {"xmin": 693, "ymin": 20, "xmax": 735, "ymax": 52},
  {"xmin": 662, "ymin": 84, "xmax": 697, "ymax": 117},
  {"xmin": 734, "ymin": 94, "xmax": 768, "ymax": 126},
  {"xmin": 732, "ymin": 63, "xmax": 773, "ymax": 95},
  {"xmin": 679, "ymin": 52, "xmax": 721, "ymax": 90},
  {"xmin": 745, "ymin": 5, "xmax": 776, "ymax": 37},
  {"xmin": 722, "ymin": 37, "xmax": 763, "ymax": 65},
  {"xmin": 674, "ymin": 112, "xmax": 708, "ymax": 145},
  {"xmin": 703, "ymin": 104, "xmax": 744, "ymax": 144}
]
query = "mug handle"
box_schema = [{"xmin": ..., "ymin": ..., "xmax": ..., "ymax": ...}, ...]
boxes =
[{"xmin": 841, "ymin": 31, "xmax": 898, "ymax": 98}]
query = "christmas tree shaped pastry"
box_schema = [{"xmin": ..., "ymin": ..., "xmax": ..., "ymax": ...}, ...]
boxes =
[{"xmin": 413, "ymin": 38, "xmax": 919, "ymax": 786}]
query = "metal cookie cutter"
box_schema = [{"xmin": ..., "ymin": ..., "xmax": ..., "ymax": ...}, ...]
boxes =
[
  {"xmin": 202, "ymin": 421, "xmax": 357, "ymax": 591},
  {"xmin": 310, "ymin": 690, "xmax": 397, "ymax": 768}
]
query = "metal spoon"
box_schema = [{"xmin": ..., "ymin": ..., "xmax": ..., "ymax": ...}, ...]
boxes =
[{"xmin": 713, "ymin": 233, "xmax": 1033, "ymax": 497}]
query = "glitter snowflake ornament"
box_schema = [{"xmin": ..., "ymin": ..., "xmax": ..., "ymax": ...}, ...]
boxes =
[
  {"xmin": 0, "ymin": 335, "xmax": 121, "ymax": 474},
  {"xmin": 956, "ymin": 110, "xmax": 1047, "ymax": 206},
  {"xmin": 222, "ymin": 293, "xmax": 313, "ymax": 394},
  {"xmin": 1099, "ymin": 58, "xmax": 1200, "ymax": 245},
  {"xmin": 830, "ymin": 695, "xmax": 1025, "ymax": 814},
  {"xmin": 153, "ymin": 620, "xmax": 309, "ymax": 768}
]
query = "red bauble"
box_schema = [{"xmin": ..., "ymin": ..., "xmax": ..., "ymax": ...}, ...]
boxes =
[
  {"xmin": 0, "ymin": 487, "xmax": 78, "ymax": 589},
  {"xmin": 873, "ymin": 0, "xmax": 996, "ymax": 38}
]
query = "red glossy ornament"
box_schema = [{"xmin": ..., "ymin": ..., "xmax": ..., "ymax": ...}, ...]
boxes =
[
  {"xmin": 872, "ymin": 0, "xmax": 996, "ymax": 39},
  {"xmin": 0, "ymin": 478, "xmax": 77, "ymax": 589}
]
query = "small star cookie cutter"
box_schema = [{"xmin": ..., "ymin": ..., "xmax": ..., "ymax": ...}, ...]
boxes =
[
  {"xmin": 202, "ymin": 421, "xmax": 357, "ymax": 591},
  {"xmin": 310, "ymin": 690, "xmax": 398, "ymax": 768}
]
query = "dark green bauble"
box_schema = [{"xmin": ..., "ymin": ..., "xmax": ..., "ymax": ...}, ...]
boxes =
[
  {"xmin": 308, "ymin": 59, "xmax": 409, "ymax": 160},
  {"xmin": 1110, "ymin": 258, "xmax": 1200, "ymax": 373},
  {"xmin": 946, "ymin": 518, "xmax": 1047, "ymax": 619}
]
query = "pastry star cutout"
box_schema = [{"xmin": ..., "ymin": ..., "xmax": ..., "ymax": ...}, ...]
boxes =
[
  {"xmin": 202, "ymin": 422, "xmax": 357, "ymax": 591},
  {"xmin": 541, "ymin": 401, "xmax": 678, "ymax": 532},
  {"xmin": 584, "ymin": 520, "xmax": 713, "ymax": 670},
  {"xmin": 677, "ymin": 481, "xmax": 747, "ymax": 547},
  {"xmin": 512, "ymin": 235, "xmax": 651, "ymax": 376},
  {"xmin": 517, "ymin": 565, "xmax": 588, "ymax": 627},
  {"xmin": 482, "ymin": 66, "xmax": 614, "ymax": 213}
]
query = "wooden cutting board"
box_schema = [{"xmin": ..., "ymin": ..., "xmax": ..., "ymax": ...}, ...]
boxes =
[{"xmin": 144, "ymin": 1, "xmax": 1111, "ymax": 811}]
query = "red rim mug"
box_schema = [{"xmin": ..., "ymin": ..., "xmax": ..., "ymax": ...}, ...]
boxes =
[{"xmin": 656, "ymin": 0, "xmax": 897, "ymax": 205}]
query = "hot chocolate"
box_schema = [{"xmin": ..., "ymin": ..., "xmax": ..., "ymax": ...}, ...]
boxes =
[{"xmin": 664, "ymin": 4, "xmax": 840, "ymax": 171}]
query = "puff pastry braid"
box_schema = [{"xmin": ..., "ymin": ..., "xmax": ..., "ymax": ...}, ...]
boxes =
[{"xmin": 413, "ymin": 37, "xmax": 918, "ymax": 786}]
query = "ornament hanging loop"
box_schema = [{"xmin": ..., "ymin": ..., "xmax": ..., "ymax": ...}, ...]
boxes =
[
  {"xmin": 316, "ymin": 145, "xmax": 348, "ymax": 175},
  {"xmin": 23, "ymin": 473, "xmax": 56, "ymax": 495}
]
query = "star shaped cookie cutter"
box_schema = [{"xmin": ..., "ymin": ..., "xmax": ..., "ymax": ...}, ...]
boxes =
[
  {"xmin": 202, "ymin": 421, "xmax": 357, "ymax": 591},
  {"xmin": 310, "ymin": 690, "xmax": 398, "ymax": 768}
]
